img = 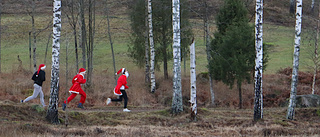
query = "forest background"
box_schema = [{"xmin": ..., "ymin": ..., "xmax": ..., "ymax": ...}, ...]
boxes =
[{"xmin": 1, "ymin": 0, "xmax": 320, "ymax": 136}]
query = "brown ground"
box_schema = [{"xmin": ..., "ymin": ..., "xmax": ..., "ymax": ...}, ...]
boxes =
[{"xmin": 1, "ymin": 100, "xmax": 320, "ymax": 137}]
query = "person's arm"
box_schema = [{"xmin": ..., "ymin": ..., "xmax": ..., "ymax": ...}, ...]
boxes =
[
  {"xmin": 41, "ymin": 71, "xmax": 46, "ymax": 82},
  {"xmin": 31, "ymin": 72, "xmax": 37, "ymax": 81},
  {"xmin": 78, "ymin": 75, "xmax": 86, "ymax": 84}
]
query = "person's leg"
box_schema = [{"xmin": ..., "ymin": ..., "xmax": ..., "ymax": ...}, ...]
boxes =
[
  {"xmin": 38, "ymin": 86, "xmax": 46, "ymax": 107},
  {"xmin": 24, "ymin": 84, "xmax": 40, "ymax": 102},
  {"xmin": 111, "ymin": 95, "xmax": 123, "ymax": 102},
  {"xmin": 121, "ymin": 90, "xmax": 128, "ymax": 108},
  {"xmin": 79, "ymin": 89, "xmax": 86, "ymax": 104},
  {"xmin": 64, "ymin": 93, "xmax": 77, "ymax": 104}
]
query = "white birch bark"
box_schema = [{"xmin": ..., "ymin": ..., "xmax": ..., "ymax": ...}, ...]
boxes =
[
  {"xmin": 254, "ymin": 0, "xmax": 263, "ymax": 121},
  {"xmin": 148, "ymin": 0, "xmax": 156, "ymax": 92},
  {"xmin": 287, "ymin": 0, "xmax": 302, "ymax": 120},
  {"xmin": 144, "ymin": 0, "xmax": 150, "ymax": 84},
  {"xmin": 172, "ymin": 0, "xmax": 183, "ymax": 114},
  {"xmin": 46, "ymin": 0, "xmax": 61, "ymax": 124},
  {"xmin": 190, "ymin": 40, "xmax": 197, "ymax": 121}
]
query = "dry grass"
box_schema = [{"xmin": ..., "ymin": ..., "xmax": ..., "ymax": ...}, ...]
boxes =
[{"xmin": 1, "ymin": 67, "xmax": 320, "ymax": 136}]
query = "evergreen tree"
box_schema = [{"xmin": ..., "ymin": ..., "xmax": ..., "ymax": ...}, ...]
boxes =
[{"xmin": 208, "ymin": 0, "xmax": 255, "ymax": 109}]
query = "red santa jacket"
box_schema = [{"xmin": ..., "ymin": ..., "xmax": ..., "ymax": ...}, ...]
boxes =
[
  {"xmin": 69, "ymin": 73, "xmax": 86, "ymax": 94},
  {"xmin": 114, "ymin": 75, "xmax": 128, "ymax": 95}
]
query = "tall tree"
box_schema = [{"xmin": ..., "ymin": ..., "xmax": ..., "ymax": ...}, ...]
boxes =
[
  {"xmin": 148, "ymin": 0, "xmax": 156, "ymax": 92},
  {"xmin": 86, "ymin": 0, "xmax": 95, "ymax": 89},
  {"xmin": 203, "ymin": 0, "xmax": 215, "ymax": 106},
  {"xmin": 65, "ymin": 0, "xmax": 80, "ymax": 71},
  {"xmin": 311, "ymin": 1, "xmax": 320, "ymax": 94},
  {"xmin": 190, "ymin": 39, "xmax": 197, "ymax": 121},
  {"xmin": 80, "ymin": 0, "xmax": 87, "ymax": 69},
  {"xmin": 128, "ymin": 0, "xmax": 192, "ymax": 80},
  {"xmin": 209, "ymin": 0, "xmax": 255, "ymax": 109},
  {"xmin": 0, "ymin": 1, "xmax": 1, "ymax": 73},
  {"xmin": 290, "ymin": 0, "xmax": 295, "ymax": 14},
  {"xmin": 171, "ymin": 0, "xmax": 183, "ymax": 114},
  {"xmin": 105, "ymin": 0, "xmax": 117, "ymax": 84},
  {"xmin": 254, "ymin": 0, "xmax": 263, "ymax": 121},
  {"xmin": 46, "ymin": 0, "xmax": 61, "ymax": 124},
  {"xmin": 144, "ymin": 0, "xmax": 150, "ymax": 84},
  {"xmin": 287, "ymin": 0, "xmax": 303, "ymax": 120}
]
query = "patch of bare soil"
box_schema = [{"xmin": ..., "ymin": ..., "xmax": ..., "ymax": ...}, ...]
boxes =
[{"xmin": 1, "ymin": 100, "xmax": 320, "ymax": 137}]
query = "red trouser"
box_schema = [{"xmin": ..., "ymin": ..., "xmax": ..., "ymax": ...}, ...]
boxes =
[{"xmin": 64, "ymin": 88, "xmax": 86, "ymax": 104}]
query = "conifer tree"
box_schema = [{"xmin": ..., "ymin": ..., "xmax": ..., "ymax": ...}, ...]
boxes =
[{"xmin": 209, "ymin": 0, "xmax": 255, "ymax": 109}]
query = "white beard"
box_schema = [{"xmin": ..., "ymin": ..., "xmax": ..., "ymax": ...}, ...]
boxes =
[{"xmin": 125, "ymin": 72, "xmax": 129, "ymax": 78}]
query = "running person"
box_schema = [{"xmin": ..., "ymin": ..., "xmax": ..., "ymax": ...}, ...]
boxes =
[
  {"xmin": 62, "ymin": 68, "xmax": 87, "ymax": 110},
  {"xmin": 21, "ymin": 64, "xmax": 46, "ymax": 107},
  {"xmin": 106, "ymin": 68, "xmax": 130, "ymax": 112}
]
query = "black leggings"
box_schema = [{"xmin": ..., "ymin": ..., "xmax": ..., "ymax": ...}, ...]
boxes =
[{"xmin": 111, "ymin": 90, "xmax": 128, "ymax": 108}]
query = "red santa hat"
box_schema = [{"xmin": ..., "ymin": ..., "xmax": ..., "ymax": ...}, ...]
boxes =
[
  {"xmin": 116, "ymin": 68, "xmax": 126, "ymax": 75},
  {"xmin": 79, "ymin": 68, "xmax": 86, "ymax": 73},
  {"xmin": 37, "ymin": 64, "xmax": 46, "ymax": 75}
]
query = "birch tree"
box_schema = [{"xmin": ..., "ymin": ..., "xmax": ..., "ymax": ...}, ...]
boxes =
[
  {"xmin": 46, "ymin": 0, "xmax": 61, "ymax": 124},
  {"xmin": 287, "ymin": 0, "xmax": 302, "ymax": 120},
  {"xmin": 144, "ymin": 0, "xmax": 150, "ymax": 84},
  {"xmin": 254, "ymin": 0, "xmax": 263, "ymax": 121},
  {"xmin": 148, "ymin": 0, "xmax": 156, "ymax": 92},
  {"xmin": 190, "ymin": 39, "xmax": 197, "ymax": 121},
  {"xmin": 172, "ymin": 0, "xmax": 183, "ymax": 114}
]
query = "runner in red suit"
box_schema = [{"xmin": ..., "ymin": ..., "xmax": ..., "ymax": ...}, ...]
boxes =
[
  {"xmin": 62, "ymin": 68, "xmax": 87, "ymax": 110},
  {"xmin": 106, "ymin": 68, "xmax": 131, "ymax": 112}
]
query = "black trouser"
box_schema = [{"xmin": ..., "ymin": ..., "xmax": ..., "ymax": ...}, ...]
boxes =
[{"xmin": 111, "ymin": 90, "xmax": 128, "ymax": 108}]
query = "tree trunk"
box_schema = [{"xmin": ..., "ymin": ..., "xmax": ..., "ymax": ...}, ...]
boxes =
[
  {"xmin": 204, "ymin": 1, "xmax": 214, "ymax": 106},
  {"xmin": 238, "ymin": 81, "xmax": 242, "ymax": 109},
  {"xmin": 31, "ymin": 0, "xmax": 37, "ymax": 72},
  {"xmin": 290, "ymin": 0, "xmax": 295, "ymax": 14},
  {"xmin": 149, "ymin": 0, "xmax": 156, "ymax": 92},
  {"xmin": 287, "ymin": 0, "xmax": 302, "ymax": 120},
  {"xmin": 311, "ymin": 0, "xmax": 315, "ymax": 13},
  {"xmin": 46, "ymin": 0, "xmax": 61, "ymax": 124},
  {"xmin": 29, "ymin": 31, "xmax": 32, "ymax": 71},
  {"xmin": 312, "ymin": 2, "xmax": 320, "ymax": 95},
  {"xmin": 105, "ymin": 0, "xmax": 117, "ymax": 85},
  {"xmin": 87, "ymin": 0, "xmax": 95, "ymax": 89},
  {"xmin": 44, "ymin": 32, "xmax": 52, "ymax": 65},
  {"xmin": 163, "ymin": 40, "xmax": 168, "ymax": 79},
  {"xmin": 0, "ymin": 3, "xmax": 1, "ymax": 73},
  {"xmin": 65, "ymin": 38, "xmax": 69, "ymax": 126},
  {"xmin": 171, "ymin": 0, "xmax": 183, "ymax": 114},
  {"xmin": 80, "ymin": 0, "xmax": 86, "ymax": 69},
  {"xmin": 190, "ymin": 39, "xmax": 197, "ymax": 121},
  {"xmin": 254, "ymin": 0, "xmax": 263, "ymax": 121},
  {"xmin": 71, "ymin": 0, "xmax": 79, "ymax": 71},
  {"xmin": 144, "ymin": 0, "xmax": 150, "ymax": 84}
]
